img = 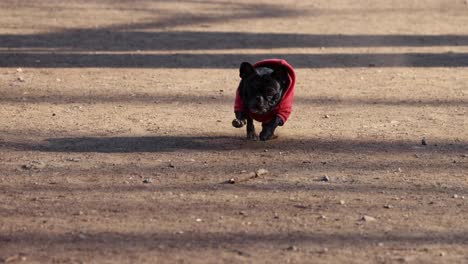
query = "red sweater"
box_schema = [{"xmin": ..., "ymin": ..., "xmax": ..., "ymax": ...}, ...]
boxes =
[{"xmin": 234, "ymin": 59, "xmax": 296, "ymax": 124}]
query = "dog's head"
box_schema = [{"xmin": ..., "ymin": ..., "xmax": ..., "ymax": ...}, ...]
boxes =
[{"xmin": 238, "ymin": 62, "xmax": 289, "ymax": 115}]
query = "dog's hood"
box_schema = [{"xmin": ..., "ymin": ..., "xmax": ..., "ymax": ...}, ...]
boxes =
[{"xmin": 234, "ymin": 59, "xmax": 296, "ymax": 124}]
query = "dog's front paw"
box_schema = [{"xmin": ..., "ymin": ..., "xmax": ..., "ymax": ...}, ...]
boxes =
[
  {"xmin": 247, "ymin": 131, "xmax": 258, "ymax": 141},
  {"xmin": 232, "ymin": 119, "xmax": 246, "ymax": 128},
  {"xmin": 259, "ymin": 130, "xmax": 274, "ymax": 141}
]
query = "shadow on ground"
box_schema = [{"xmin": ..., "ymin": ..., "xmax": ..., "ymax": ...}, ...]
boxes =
[
  {"xmin": 2, "ymin": 52, "xmax": 468, "ymax": 68},
  {"xmin": 3, "ymin": 136, "xmax": 466, "ymax": 154},
  {"xmin": 1, "ymin": 230, "xmax": 467, "ymax": 250},
  {"xmin": 0, "ymin": 94, "xmax": 466, "ymax": 107}
]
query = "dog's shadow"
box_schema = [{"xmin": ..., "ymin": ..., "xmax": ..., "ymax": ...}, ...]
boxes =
[
  {"xmin": 19, "ymin": 135, "xmax": 465, "ymax": 154},
  {"xmin": 39, "ymin": 135, "xmax": 280, "ymax": 153}
]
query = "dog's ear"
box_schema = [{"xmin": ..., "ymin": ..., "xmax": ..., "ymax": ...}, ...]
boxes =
[
  {"xmin": 271, "ymin": 66, "xmax": 289, "ymax": 84},
  {"xmin": 239, "ymin": 62, "xmax": 255, "ymax": 78}
]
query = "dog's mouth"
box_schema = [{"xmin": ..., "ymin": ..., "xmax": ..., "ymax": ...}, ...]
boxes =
[{"xmin": 249, "ymin": 106, "xmax": 268, "ymax": 115}]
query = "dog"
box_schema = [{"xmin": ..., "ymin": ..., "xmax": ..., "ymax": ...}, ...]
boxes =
[{"xmin": 232, "ymin": 59, "xmax": 295, "ymax": 141}]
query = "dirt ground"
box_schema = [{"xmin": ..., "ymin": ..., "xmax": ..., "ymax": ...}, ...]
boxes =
[{"xmin": 0, "ymin": 0, "xmax": 467, "ymax": 263}]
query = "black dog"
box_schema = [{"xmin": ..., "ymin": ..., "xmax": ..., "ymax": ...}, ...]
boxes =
[{"xmin": 232, "ymin": 59, "xmax": 296, "ymax": 141}]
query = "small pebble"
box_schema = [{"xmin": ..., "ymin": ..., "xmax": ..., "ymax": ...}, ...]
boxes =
[
  {"xmin": 320, "ymin": 175, "xmax": 330, "ymax": 182},
  {"xmin": 195, "ymin": 218, "xmax": 202, "ymax": 222},
  {"xmin": 453, "ymin": 194, "xmax": 459, "ymax": 199},
  {"xmin": 361, "ymin": 215, "xmax": 377, "ymax": 222},
  {"xmin": 421, "ymin": 137, "xmax": 427, "ymax": 145},
  {"xmin": 383, "ymin": 205, "xmax": 393, "ymax": 209},
  {"xmin": 255, "ymin": 168, "xmax": 268, "ymax": 177},
  {"xmin": 286, "ymin": 245, "xmax": 298, "ymax": 251},
  {"xmin": 142, "ymin": 178, "xmax": 152, "ymax": 184},
  {"xmin": 323, "ymin": 114, "xmax": 330, "ymax": 118},
  {"xmin": 319, "ymin": 247, "xmax": 329, "ymax": 254},
  {"xmin": 228, "ymin": 178, "xmax": 235, "ymax": 184},
  {"xmin": 339, "ymin": 200, "xmax": 345, "ymax": 205}
]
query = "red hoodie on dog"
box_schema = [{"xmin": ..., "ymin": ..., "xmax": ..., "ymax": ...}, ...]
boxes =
[{"xmin": 234, "ymin": 59, "xmax": 296, "ymax": 124}]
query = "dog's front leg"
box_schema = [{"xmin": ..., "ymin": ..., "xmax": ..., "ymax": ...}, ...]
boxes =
[
  {"xmin": 259, "ymin": 116, "xmax": 283, "ymax": 141},
  {"xmin": 246, "ymin": 116, "xmax": 258, "ymax": 140}
]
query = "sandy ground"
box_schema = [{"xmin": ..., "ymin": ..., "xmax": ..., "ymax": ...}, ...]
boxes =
[{"xmin": 0, "ymin": 0, "xmax": 467, "ymax": 263}]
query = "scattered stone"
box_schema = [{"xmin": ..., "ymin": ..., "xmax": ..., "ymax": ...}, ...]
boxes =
[
  {"xmin": 73, "ymin": 211, "xmax": 84, "ymax": 216},
  {"xmin": 378, "ymin": 242, "xmax": 384, "ymax": 247},
  {"xmin": 323, "ymin": 114, "xmax": 330, "ymax": 118},
  {"xmin": 319, "ymin": 247, "xmax": 329, "ymax": 254},
  {"xmin": 320, "ymin": 175, "xmax": 330, "ymax": 182},
  {"xmin": 78, "ymin": 233, "xmax": 87, "ymax": 240},
  {"xmin": 383, "ymin": 205, "xmax": 393, "ymax": 209},
  {"xmin": 168, "ymin": 162, "xmax": 175, "ymax": 168},
  {"xmin": 294, "ymin": 204, "xmax": 310, "ymax": 209},
  {"xmin": 286, "ymin": 245, "xmax": 298, "ymax": 251},
  {"xmin": 361, "ymin": 215, "xmax": 377, "ymax": 222},
  {"xmin": 339, "ymin": 200, "xmax": 345, "ymax": 205},
  {"xmin": 2, "ymin": 254, "xmax": 27, "ymax": 263},
  {"xmin": 318, "ymin": 215, "xmax": 327, "ymax": 220},
  {"xmin": 65, "ymin": 157, "xmax": 81, "ymax": 162},
  {"xmin": 17, "ymin": 76, "xmax": 25, "ymax": 82},
  {"xmin": 273, "ymin": 212, "xmax": 279, "ymax": 219},
  {"xmin": 21, "ymin": 161, "xmax": 46, "ymax": 170},
  {"xmin": 16, "ymin": 68, "xmax": 23, "ymax": 73},
  {"xmin": 255, "ymin": 168, "xmax": 268, "ymax": 177},
  {"xmin": 453, "ymin": 194, "xmax": 459, "ymax": 199},
  {"xmin": 396, "ymin": 168, "xmax": 402, "ymax": 173},
  {"xmin": 195, "ymin": 218, "xmax": 202, "ymax": 222},
  {"xmin": 440, "ymin": 252, "xmax": 445, "ymax": 257},
  {"xmin": 142, "ymin": 178, "xmax": 153, "ymax": 184},
  {"xmin": 238, "ymin": 211, "xmax": 247, "ymax": 216},
  {"xmin": 421, "ymin": 137, "xmax": 427, "ymax": 145},
  {"xmin": 223, "ymin": 170, "xmax": 266, "ymax": 184}
]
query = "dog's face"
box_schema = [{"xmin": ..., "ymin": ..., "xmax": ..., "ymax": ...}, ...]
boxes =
[{"xmin": 238, "ymin": 62, "xmax": 288, "ymax": 115}]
